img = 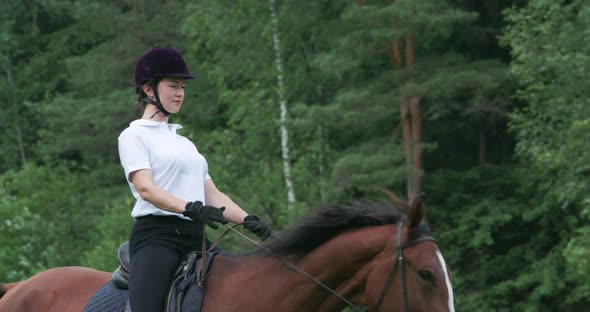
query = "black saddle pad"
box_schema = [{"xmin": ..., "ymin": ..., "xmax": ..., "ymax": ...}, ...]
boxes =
[
  {"xmin": 82, "ymin": 279, "xmax": 206, "ymax": 312},
  {"xmin": 83, "ymin": 281, "xmax": 128, "ymax": 312},
  {"xmin": 84, "ymin": 253, "xmax": 216, "ymax": 312}
]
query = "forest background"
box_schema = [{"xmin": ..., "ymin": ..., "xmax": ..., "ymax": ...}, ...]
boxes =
[{"xmin": 1, "ymin": 0, "xmax": 589, "ymax": 311}]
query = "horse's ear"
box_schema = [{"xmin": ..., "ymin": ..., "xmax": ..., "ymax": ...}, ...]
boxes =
[
  {"xmin": 407, "ymin": 193, "xmax": 426, "ymax": 229},
  {"xmin": 378, "ymin": 187, "xmax": 408, "ymax": 211}
]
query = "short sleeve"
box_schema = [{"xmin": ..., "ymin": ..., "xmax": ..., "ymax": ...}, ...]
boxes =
[
  {"xmin": 118, "ymin": 130, "xmax": 151, "ymax": 182},
  {"xmin": 195, "ymin": 145, "xmax": 212, "ymax": 181}
]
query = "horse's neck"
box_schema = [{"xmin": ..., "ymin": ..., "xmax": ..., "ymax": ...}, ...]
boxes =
[
  {"xmin": 206, "ymin": 225, "xmax": 393, "ymax": 311},
  {"xmin": 293, "ymin": 225, "xmax": 393, "ymax": 308}
]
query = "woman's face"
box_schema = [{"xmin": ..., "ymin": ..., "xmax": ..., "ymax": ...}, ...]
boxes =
[{"xmin": 144, "ymin": 77, "xmax": 186, "ymax": 113}]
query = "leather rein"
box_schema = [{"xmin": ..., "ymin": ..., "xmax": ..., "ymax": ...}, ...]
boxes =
[{"xmin": 207, "ymin": 220, "xmax": 435, "ymax": 312}]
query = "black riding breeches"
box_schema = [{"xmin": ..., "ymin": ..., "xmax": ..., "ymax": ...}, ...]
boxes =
[
  {"xmin": 127, "ymin": 215, "xmax": 203, "ymax": 312},
  {"xmin": 128, "ymin": 245, "xmax": 181, "ymax": 312}
]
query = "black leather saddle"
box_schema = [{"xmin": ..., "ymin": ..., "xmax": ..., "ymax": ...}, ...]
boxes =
[{"xmin": 110, "ymin": 241, "xmax": 218, "ymax": 312}]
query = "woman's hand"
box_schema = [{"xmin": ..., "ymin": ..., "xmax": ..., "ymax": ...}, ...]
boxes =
[
  {"xmin": 183, "ymin": 201, "xmax": 229, "ymax": 229},
  {"xmin": 243, "ymin": 215, "xmax": 272, "ymax": 241}
]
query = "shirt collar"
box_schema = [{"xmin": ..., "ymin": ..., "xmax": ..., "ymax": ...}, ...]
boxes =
[{"xmin": 131, "ymin": 119, "xmax": 183, "ymax": 132}]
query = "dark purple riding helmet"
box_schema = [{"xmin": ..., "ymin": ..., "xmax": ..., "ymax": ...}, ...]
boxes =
[
  {"xmin": 134, "ymin": 47, "xmax": 194, "ymax": 86},
  {"xmin": 134, "ymin": 47, "xmax": 194, "ymax": 116}
]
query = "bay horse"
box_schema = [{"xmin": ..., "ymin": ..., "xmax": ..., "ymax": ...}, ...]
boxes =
[{"xmin": 0, "ymin": 197, "xmax": 454, "ymax": 311}]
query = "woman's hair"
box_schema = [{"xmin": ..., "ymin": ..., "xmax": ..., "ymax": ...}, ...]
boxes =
[{"xmin": 135, "ymin": 87, "xmax": 149, "ymax": 117}]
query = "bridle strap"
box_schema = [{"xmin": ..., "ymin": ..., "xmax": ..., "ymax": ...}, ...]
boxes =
[
  {"xmin": 375, "ymin": 221, "xmax": 405, "ymax": 310},
  {"xmin": 374, "ymin": 221, "xmax": 436, "ymax": 312},
  {"xmin": 400, "ymin": 225, "xmax": 410, "ymax": 311}
]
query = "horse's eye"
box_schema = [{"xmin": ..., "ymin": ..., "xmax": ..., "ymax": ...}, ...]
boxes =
[{"xmin": 417, "ymin": 270, "xmax": 434, "ymax": 282}]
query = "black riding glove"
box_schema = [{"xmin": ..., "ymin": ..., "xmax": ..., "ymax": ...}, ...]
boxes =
[
  {"xmin": 182, "ymin": 201, "xmax": 228, "ymax": 229},
  {"xmin": 243, "ymin": 215, "xmax": 272, "ymax": 241}
]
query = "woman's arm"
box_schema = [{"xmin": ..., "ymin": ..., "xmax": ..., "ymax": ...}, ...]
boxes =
[
  {"xmin": 130, "ymin": 169, "xmax": 187, "ymax": 214},
  {"xmin": 204, "ymin": 179, "xmax": 248, "ymax": 224},
  {"xmin": 130, "ymin": 170, "xmax": 248, "ymax": 224}
]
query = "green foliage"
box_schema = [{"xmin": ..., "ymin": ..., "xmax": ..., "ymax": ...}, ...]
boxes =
[
  {"xmin": 0, "ymin": 202, "xmax": 47, "ymax": 281},
  {"xmin": 182, "ymin": 0, "xmax": 308, "ymax": 227},
  {"xmin": 0, "ymin": 163, "xmax": 125, "ymax": 281},
  {"xmin": 2, "ymin": 0, "xmax": 588, "ymax": 311},
  {"xmin": 182, "ymin": 0, "xmax": 510, "ymax": 212},
  {"xmin": 500, "ymin": 0, "xmax": 590, "ymax": 309},
  {"xmin": 81, "ymin": 200, "xmax": 135, "ymax": 271},
  {"xmin": 427, "ymin": 165, "xmax": 565, "ymax": 311},
  {"xmin": 564, "ymin": 224, "xmax": 590, "ymax": 303}
]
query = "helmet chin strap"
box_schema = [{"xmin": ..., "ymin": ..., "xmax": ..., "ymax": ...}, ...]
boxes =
[{"xmin": 143, "ymin": 79, "xmax": 171, "ymax": 117}]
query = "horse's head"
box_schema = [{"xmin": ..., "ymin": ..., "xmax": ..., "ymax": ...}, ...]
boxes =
[
  {"xmin": 366, "ymin": 195, "xmax": 455, "ymax": 312},
  {"xmin": 260, "ymin": 195, "xmax": 454, "ymax": 312}
]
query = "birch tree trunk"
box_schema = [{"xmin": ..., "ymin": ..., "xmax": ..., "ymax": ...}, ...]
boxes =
[{"xmin": 269, "ymin": 0, "xmax": 297, "ymax": 212}]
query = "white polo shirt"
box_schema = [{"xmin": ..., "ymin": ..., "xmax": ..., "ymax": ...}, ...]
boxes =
[{"xmin": 118, "ymin": 119, "xmax": 211, "ymax": 219}]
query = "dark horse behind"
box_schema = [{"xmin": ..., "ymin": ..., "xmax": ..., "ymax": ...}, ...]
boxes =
[{"xmin": 0, "ymin": 196, "xmax": 454, "ymax": 311}]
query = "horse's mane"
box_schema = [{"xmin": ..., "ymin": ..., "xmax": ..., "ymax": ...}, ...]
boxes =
[{"xmin": 262, "ymin": 201, "xmax": 404, "ymax": 260}]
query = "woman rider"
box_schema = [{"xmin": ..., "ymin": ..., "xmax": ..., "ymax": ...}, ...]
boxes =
[{"xmin": 118, "ymin": 47, "xmax": 271, "ymax": 312}]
